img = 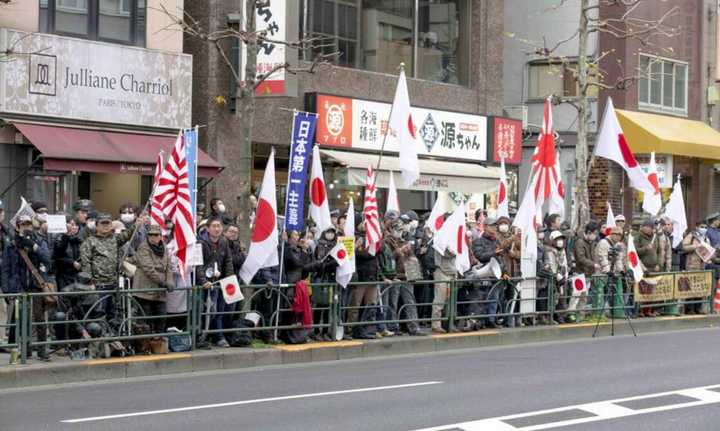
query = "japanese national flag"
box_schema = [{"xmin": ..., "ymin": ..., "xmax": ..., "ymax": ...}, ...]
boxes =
[
  {"xmin": 389, "ymin": 68, "xmax": 420, "ymax": 187},
  {"xmin": 642, "ymin": 152, "xmax": 662, "ymax": 216},
  {"xmin": 433, "ymin": 201, "xmax": 470, "ymax": 274},
  {"xmin": 496, "ymin": 158, "xmax": 509, "ymax": 219},
  {"xmin": 239, "ymin": 149, "xmax": 279, "ymax": 285},
  {"xmin": 329, "ymin": 242, "xmax": 349, "ymax": 268},
  {"xmin": 386, "ymin": 170, "xmax": 400, "ymax": 214},
  {"xmin": 220, "ymin": 275, "xmax": 244, "ymax": 304},
  {"xmin": 664, "ymin": 177, "xmax": 688, "ymax": 248},
  {"xmin": 309, "ymin": 145, "xmax": 333, "ymax": 233},
  {"xmin": 595, "ymin": 98, "xmax": 655, "ymax": 194},
  {"xmin": 627, "ymin": 233, "xmax": 644, "ymax": 283},
  {"xmin": 570, "ymin": 274, "xmax": 588, "ymax": 297},
  {"xmin": 427, "ymin": 198, "xmax": 445, "ymax": 234},
  {"xmin": 605, "ymin": 202, "xmax": 616, "ymax": 237}
]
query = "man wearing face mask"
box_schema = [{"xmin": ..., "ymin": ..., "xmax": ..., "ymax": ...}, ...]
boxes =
[
  {"xmin": 572, "ymin": 222, "xmax": 600, "ymax": 322},
  {"xmin": 54, "ymin": 216, "xmax": 83, "ymax": 290},
  {"xmin": 544, "ymin": 231, "xmax": 570, "ymax": 324},
  {"xmin": 209, "ymin": 197, "xmax": 234, "ymax": 226},
  {"xmin": 382, "ymin": 219, "xmax": 422, "ymax": 335},
  {"xmin": 80, "ymin": 213, "xmax": 134, "ymax": 324},
  {"xmin": 2, "ymin": 215, "xmax": 52, "ymax": 360},
  {"xmin": 682, "ymin": 222, "xmax": 709, "ymax": 314}
]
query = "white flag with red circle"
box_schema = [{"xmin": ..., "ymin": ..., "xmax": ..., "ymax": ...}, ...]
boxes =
[
  {"xmin": 239, "ymin": 149, "xmax": 279, "ymax": 285},
  {"xmin": 329, "ymin": 242, "xmax": 349, "ymax": 267},
  {"xmin": 605, "ymin": 202, "xmax": 616, "ymax": 237},
  {"xmin": 309, "ymin": 145, "xmax": 333, "ymax": 233},
  {"xmin": 336, "ymin": 199, "xmax": 356, "ymax": 288},
  {"xmin": 427, "ymin": 197, "xmax": 445, "ymax": 234},
  {"xmin": 570, "ymin": 274, "xmax": 588, "ymax": 297},
  {"xmin": 220, "ymin": 275, "xmax": 244, "ymax": 304},
  {"xmin": 627, "ymin": 233, "xmax": 644, "ymax": 283},
  {"xmin": 496, "ymin": 158, "xmax": 509, "ymax": 220},
  {"xmin": 642, "ymin": 152, "xmax": 662, "ymax": 216},
  {"xmin": 389, "ymin": 68, "xmax": 420, "ymax": 187},
  {"xmin": 433, "ymin": 201, "xmax": 470, "ymax": 274},
  {"xmin": 595, "ymin": 98, "xmax": 655, "ymax": 194}
]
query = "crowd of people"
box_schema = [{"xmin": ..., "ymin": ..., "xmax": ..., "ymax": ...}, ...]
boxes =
[{"xmin": 0, "ymin": 196, "xmax": 716, "ymax": 361}]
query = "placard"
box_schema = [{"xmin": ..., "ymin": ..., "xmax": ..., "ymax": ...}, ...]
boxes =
[
  {"xmin": 190, "ymin": 243, "xmax": 204, "ymax": 267},
  {"xmin": 674, "ymin": 271, "xmax": 713, "ymax": 300},
  {"xmin": 633, "ymin": 274, "xmax": 674, "ymax": 303},
  {"xmin": 338, "ymin": 236, "xmax": 355, "ymax": 260},
  {"xmin": 46, "ymin": 214, "xmax": 67, "ymax": 234}
]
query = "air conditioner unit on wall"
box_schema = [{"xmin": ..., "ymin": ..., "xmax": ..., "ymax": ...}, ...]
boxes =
[{"xmin": 503, "ymin": 105, "xmax": 528, "ymax": 129}]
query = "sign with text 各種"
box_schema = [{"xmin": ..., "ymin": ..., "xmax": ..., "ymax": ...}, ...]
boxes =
[
  {"xmin": 313, "ymin": 94, "xmax": 488, "ymax": 162},
  {"xmin": 0, "ymin": 29, "xmax": 191, "ymax": 130}
]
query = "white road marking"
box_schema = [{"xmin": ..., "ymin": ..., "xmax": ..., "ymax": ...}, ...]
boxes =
[
  {"xmin": 411, "ymin": 384, "xmax": 720, "ymax": 431},
  {"xmin": 61, "ymin": 381, "xmax": 442, "ymax": 423}
]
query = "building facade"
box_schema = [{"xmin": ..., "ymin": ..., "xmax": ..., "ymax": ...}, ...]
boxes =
[
  {"xmin": 0, "ymin": 0, "xmax": 218, "ymax": 216},
  {"xmin": 187, "ymin": 0, "xmax": 513, "ymax": 222}
]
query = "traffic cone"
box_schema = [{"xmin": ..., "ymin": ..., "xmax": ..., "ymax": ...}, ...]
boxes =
[{"xmin": 713, "ymin": 283, "xmax": 720, "ymax": 313}]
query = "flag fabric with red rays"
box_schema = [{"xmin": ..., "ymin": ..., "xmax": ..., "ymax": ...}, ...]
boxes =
[
  {"xmin": 548, "ymin": 151, "xmax": 566, "ymax": 220},
  {"xmin": 363, "ymin": 165, "xmax": 382, "ymax": 256},
  {"xmin": 531, "ymin": 97, "xmax": 562, "ymax": 211},
  {"xmin": 496, "ymin": 158, "xmax": 509, "ymax": 220},
  {"xmin": 154, "ymin": 132, "xmax": 196, "ymax": 278},
  {"xmin": 149, "ymin": 150, "xmax": 166, "ymax": 230}
]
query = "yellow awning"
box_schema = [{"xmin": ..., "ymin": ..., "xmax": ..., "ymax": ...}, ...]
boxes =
[{"xmin": 616, "ymin": 110, "xmax": 720, "ymax": 160}]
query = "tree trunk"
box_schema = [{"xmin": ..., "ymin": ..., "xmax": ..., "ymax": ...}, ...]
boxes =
[
  {"xmin": 573, "ymin": 0, "xmax": 591, "ymax": 230},
  {"xmin": 237, "ymin": 0, "xmax": 257, "ymax": 245}
]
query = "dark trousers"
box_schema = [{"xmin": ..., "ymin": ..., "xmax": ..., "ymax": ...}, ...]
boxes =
[
  {"xmin": 136, "ymin": 298, "xmax": 167, "ymax": 334},
  {"xmin": 97, "ymin": 283, "xmax": 118, "ymax": 323},
  {"xmin": 6, "ymin": 296, "xmax": 48, "ymax": 356}
]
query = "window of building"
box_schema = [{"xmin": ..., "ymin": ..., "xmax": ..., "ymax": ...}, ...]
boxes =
[
  {"xmin": 527, "ymin": 61, "xmax": 599, "ymax": 100},
  {"xmin": 638, "ymin": 54, "xmax": 688, "ymax": 115},
  {"xmin": 39, "ymin": 0, "xmax": 146, "ymax": 46},
  {"xmin": 299, "ymin": 0, "xmax": 470, "ymax": 86}
]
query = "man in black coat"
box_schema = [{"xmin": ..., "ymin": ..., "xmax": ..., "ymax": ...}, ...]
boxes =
[{"xmin": 471, "ymin": 217, "xmax": 504, "ymax": 329}]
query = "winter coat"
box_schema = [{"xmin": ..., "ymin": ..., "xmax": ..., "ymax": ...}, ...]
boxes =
[
  {"xmin": 434, "ymin": 249, "xmax": 456, "ymax": 277},
  {"xmin": 415, "ymin": 235, "xmax": 436, "ymax": 276},
  {"xmin": 312, "ymin": 236, "xmax": 339, "ymax": 282},
  {"xmin": 682, "ymin": 232, "xmax": 706, "ymax": 271},
  {"xmin": 634, "ymin": 231, "xmax": 661, "ymax": 272},
  {"xmin": 355, "ymin": 236, "xmax": 379, "ymax": 282},
  {"xmin": 544, "ymin": 245, "xmax": 569, "ymax": 281},
  {"xmin": 472, "ymin": 233, "xmax": 500, "ymax": 266},
  {"xmin": 196, "ymin": 236, "xmax": 234, "ymax": 286},
  {"xmin": 132, "ymin": 240, "xmax": 173, "ymax": 301},
  {"xmin": 284, "ymin": 242, "xmax": 310, "ymax": 284},
  {"xmin": 54, "ymin": 233, "xmax": 83, "ymax": 289},
  {"xmin": 1, "ymin": 233, "xmax": 51, "ymax": 294},
  {"xmin": 657, "ymin": 232, "xmax": 673, "ymax": 272},
  {"xmin": 574, "ymin": 236, "xmax": 596, "ymax": 276},
  {"xmin": 80, "ymin": 230, "xmax": 132, "ymax": 285},
  {"xmin": 594, "ymin": 237, "xmax": 625, "ymax": 274}
]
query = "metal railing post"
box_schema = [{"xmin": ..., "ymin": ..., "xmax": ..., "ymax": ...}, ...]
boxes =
[
  {"xmin": 329, "ymin": 284, "xmax": 337, "ymax": 340},
  {"xmin": 548, "ymin": 275, "xmax": 555, "ymax": 323},
  {"xmin": 447, "ymin": 278, "xmax": 456, "ymax": 332},
  {"xmin": 20, "ymin": 293, "xmax": 29, "ymax": 364}
]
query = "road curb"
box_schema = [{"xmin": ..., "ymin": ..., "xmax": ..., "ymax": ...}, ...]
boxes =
[{"xmin": 1, "ymin": 315, "xmax": 717, "ymax": 390}]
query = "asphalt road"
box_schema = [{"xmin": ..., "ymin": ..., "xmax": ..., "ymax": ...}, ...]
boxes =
[{"xmin": 2, "ymin": 327, "xmax": 720, "ymax": 431}]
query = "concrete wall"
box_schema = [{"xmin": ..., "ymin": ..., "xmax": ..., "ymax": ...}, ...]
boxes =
[
  {"xmin": 146, "ymin": 0, "xmax": 184, "ymax": 53},
  {"xmin": 0, "ymin": 0, "xmax": 39, "ymax": 32}
]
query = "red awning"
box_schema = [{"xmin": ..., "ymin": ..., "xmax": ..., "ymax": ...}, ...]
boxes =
[{"xmin": 13, "ymin": 122, "xmax": 221, "ymax": 177}]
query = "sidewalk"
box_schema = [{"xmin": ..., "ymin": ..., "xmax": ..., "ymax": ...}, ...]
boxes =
[{"xmin": 1, "ymin": 314, "xmax": 718, "ymax": 390}]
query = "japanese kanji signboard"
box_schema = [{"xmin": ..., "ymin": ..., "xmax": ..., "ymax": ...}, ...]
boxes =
[
  {"xmin": 488, "ymin": 117, "xmax": 522, "ymax": 165},
  {"xmin": 311, "ymin": 93, "xmax": 488, "ymax": 162}
]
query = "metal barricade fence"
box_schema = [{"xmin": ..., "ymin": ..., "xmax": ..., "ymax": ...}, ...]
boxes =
[{"xmin": 7, "ymin": 270, "xmax": 715, "ymax": 364}]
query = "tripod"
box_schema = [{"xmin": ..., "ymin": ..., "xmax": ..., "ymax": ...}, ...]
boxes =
[{"xmin": 592, "ymin": 272, "xmax": 637, "ymax": 337}]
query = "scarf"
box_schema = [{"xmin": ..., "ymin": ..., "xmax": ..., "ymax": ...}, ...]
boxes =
[{"xmin": 148, "ymin": 239, "xmax": 165, "ymax": 257}]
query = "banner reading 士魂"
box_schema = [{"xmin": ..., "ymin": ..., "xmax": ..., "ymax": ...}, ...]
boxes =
[
  {"xmin": 674, "ymin": 271, "xmax": 713, "ymax": 300},
  {"xmin": 284, "ymin": 112, "xmax": 317, "ymax": 233}
]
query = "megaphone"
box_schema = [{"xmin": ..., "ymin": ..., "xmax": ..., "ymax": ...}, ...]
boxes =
[{"xmin": 473, "ymin": 258, "xmax": 502, "ymax": 279}]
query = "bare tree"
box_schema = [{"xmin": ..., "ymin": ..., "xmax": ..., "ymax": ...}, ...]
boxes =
[
  {"xmin": 509, "ymin": 0, "xmax": 679, "ymax": 228},
  {"xmin": 159, "ymin": 0, "xmax": 336, "ymax": 240}
]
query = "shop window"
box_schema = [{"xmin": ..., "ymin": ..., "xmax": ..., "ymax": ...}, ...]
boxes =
[
  {"xmin": 299, "ymin": 0, "xmax": 470, "ymax": 86},
  {"xmin": 39, "ymin": 0, "xmax": 146, "ymax": 46},
  {"xmin": 638, "ymin": 54, "xmax": 688, "ymax": 115}
]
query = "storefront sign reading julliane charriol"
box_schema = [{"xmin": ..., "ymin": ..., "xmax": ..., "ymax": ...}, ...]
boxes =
[{"xmin": 0, "ymin": 28, "xmax": 191, "ymax": 130}]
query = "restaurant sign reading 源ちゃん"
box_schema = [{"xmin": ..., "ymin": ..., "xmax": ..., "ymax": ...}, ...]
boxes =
[
  {"xmin": 312, "ymin": 94, "xmax": 488, "ymax": 162},
  {"xmin": 0, "ymin": 28, "xmax": 191, "ymax": 130}
]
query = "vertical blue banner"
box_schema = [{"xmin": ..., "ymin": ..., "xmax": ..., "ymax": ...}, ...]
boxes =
[
  {"xmin": 285, "ymin": 112, "xmax": 317, "ymax": 232},
  {"xmin": 184, "ymin": 127, "xmax": 199, "ymax": 222}
]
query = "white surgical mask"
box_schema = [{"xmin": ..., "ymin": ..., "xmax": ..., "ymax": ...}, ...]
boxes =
[
  {"xmin": 217, "ymin": 203, "xmax": 226, "ymax": 213},
  {"xmin": 87, "ymin": 221, "xmax": 96, "ymax": 230},
  {"xmin": 498, "ymin": 224, "xmax": 509, "ymax": 233},
  {"xmin": 120, "ymin": 213, "xmax": 135, "ymax": 223},
  {"xmin": 556, "ymin": 240, "xmax": 565, "ymax": 248}
]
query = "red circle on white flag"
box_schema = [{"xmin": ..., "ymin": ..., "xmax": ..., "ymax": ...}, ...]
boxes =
[
  {"xmin": 408, "ymin": 115, "xmax": 416, "ymax": 139},
  {"xmin": 225, "ymin": 283, "xmax": 236, "ymax": 296},
  {"xmin": 574, "ymin": 278, "xmax": 584, "ymax": 292},
  {"xmin": 456, "ymin": 226, "xmax": 464, "ymax": 254},
  {"xmin": 498, "ymin": 182, "xmax": 506, "ymax": 203},
  {"xmin": 252, "ymin": 198, "xmax": 275, "ymax": 242},
  {"xmin": 628, "ymin": 251, "xmax": 639, "ymax": 267},
  {"xmin": 337, "ymin": 249, "xmax": 346, "ymax": 260},
  {"xmin": 310, "ymin": 178, "xmax": 326, "ymax": 206},
  {"xmin": 434, "ymin": 216, "xmax": 444, "ymax": 231},
  {"xmin": 618, "ymin": 134, "xmax": 639, "ymax": 168}
]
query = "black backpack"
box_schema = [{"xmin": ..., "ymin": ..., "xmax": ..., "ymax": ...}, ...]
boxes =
[{"xmin": 227, "ymin": 319, "xmax": 255, "ymax": 347}]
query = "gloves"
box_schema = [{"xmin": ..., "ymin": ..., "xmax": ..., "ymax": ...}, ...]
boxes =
[{"xmin": 18, "ymin": 236, "xmax": 35, "ymax": 252}]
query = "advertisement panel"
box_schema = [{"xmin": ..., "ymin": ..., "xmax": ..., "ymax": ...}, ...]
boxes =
[{"xmin": 0, "ymin": 29, "xmax": 191, "ymax": 129}]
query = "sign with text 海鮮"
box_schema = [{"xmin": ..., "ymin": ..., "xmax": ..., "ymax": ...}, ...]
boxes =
[
  {"xmin": 0, "ymin": 29, "xmax": 191, "ymax": 130},
  {"xmin": 314, "ymin": 94, "xmax": 488, "ymax": 162}
]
